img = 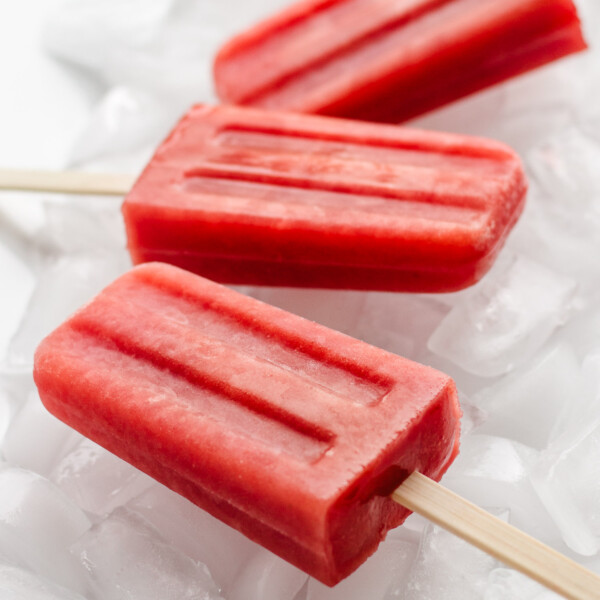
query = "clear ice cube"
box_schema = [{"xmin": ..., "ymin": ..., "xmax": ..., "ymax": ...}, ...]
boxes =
[
  {"xmin": 428, "ymin": 256, "xmax": 576, "ymax": 377},
  {"xmin": 444, "ymin": 434, "xmax": 561, "ymax": 546},
  {"xmin": 0, "ymin": 468, "xmax": 91, "ymax": 593},
  {"xmin": 484, "ymin": 568, "xmax": 563, "ymax": 600},
  {"xmin": 473, "ymin": 343, "xmax": 586, "ymax": 449},
  {"xmin": 71, "ymin": 507, "xmax": 222, "ymax": 600},
  {"xmin": 50, "ymin": 438, "xmax": 155, "ymax": 516},
  {"xmin": 128, "ymin": 485, "xmax": 256, "ymax": 594},
  {"xmin": 306, "ymin": 535, "xmax": 418, "ymax": 600},
  {"xmin": 0, "ymin": 562, "xmax": 88, "ymax": 600},
  {"xmin": 402, "ymin": 518, "xmax": 500, "ymax": 600},
  {"xmin": 228, "ymin": 548, "xmax": 307, "ymax": 600},
  {"xmin": 532, "ymin": 422, "xmax": 600, "ymax": 556},
  {"xmin": 2, "ymin": 391, "xmax": 81, "ymax": 477}
]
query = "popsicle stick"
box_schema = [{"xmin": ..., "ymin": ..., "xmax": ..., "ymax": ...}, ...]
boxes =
[
  {"xmin": 393, "ymin": 472, "xmax": 600, "ymax": 600},
  {"xmin": 0, "ymin": 168, "xmax": 134, "ymax": 196}
]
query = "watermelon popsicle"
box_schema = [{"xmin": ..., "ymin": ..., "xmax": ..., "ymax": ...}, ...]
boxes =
[
  {"xmin": 33, "ymin": 262, "xmax": 462, "ymax": 585},
  {"xmin": 122, "ymin": 104, "xmax": 527, "ymax": 292},
  {"xmin": 213, "ymin": 0, "xmax": 587, "ymax": 123}
]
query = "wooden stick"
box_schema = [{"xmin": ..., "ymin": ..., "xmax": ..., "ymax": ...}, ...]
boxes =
[
  {"xmin": 393, "ymin": 472, "xmax": 600, "ymax": 600},
  {"xmin": 0, "ymin": 168, "xmax": 134, "ymax": 196}
]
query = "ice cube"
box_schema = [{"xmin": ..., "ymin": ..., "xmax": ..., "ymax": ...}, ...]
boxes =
[
  {"xmin": 353, "ymin": 293, "xmax": 449, "ymax": 362},
  {"xmin": 444, "ymin": 435, "xmax": 561, "ymax": 546},
  {"xmin": 71, "ymin": 507, "xmax": 222, "ymax": 600},
  {"xmin": 128, "ymin": 484, "xmax": 257, "ymax": 594},
  {"xmin": 458, "ymin": 398, "xmax": 487, "ymax": 438},
  {"xmin": 50, "ymin": 438, "xmax": 155, "ymax": 516},
  {"xmin": 6, "ymin": 253, "xmax": 128, "ymax": 368},
  {"xmin": 44, "ymin": 0, "xmax": 211, "ymax": 110},
  {"xmin": 507, "ymin": 185, "xmax": 600, "ymax": 290},
  {"xmin": 0, "ymin": 388, "xmax": 11, "ymax": 445},
  {"xmin": 0, "ymin": 240, "xmax": 35, "ymax": 361},
  {"xmin": 0, "ymin": 468, "xmax": 91, "ymax": 593},
  {"xmin": 557, "ymin": 305, "xmax": 600, "ymax": 361},
  {"xmin": 306, "ymin": 534, "xmax": 418, "ymax": 600},
  {"xmin": 473, "ymin": 343, "xmax": 586, "ymax": 449},
  {"xmin": 68, "ymin": 86, "xmax": 173, "ymax": 168},
  {"xmin": 248, "ymin": 287, "xmax": 367, "ymax": 339},
  {"xmin": 2, "ymin": 391, "xmax": 81, "ymax": 477},
  {"xmin": 484, "ymin": 568, "xmax": 563, "ymax": 600},
  {"xmin": 228, "ymin": 548, "xmax": 307, "ymax": 600},
  {"xmin": 0, "ymin": 562, "xmax": 88, "ymax": 600},
  {"xmin": 528, "ymin": 127, "xmax": 600, "ymax": 201},
  {"xmin": 531, "ymin": 422, "xmax": 600, "ymax": 556},
  {"xmin": 428, "ymin": 256, "xmax": 576, "ymax": 377},
  {"xmin": 42, "ymin": 200, "xmax": 126, "ymax": 255},
  {"xmin": 402, "ymin": 516, "xmax": 501, "ymax": 600}
]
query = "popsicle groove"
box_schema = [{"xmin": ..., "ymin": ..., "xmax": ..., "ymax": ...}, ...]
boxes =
[
  {"xmin": 217, "ymin": 0, "xmax": 453, "ymax": 104},
  {"xmin": 69, "ymin": 325, "xmax": 336, "ymax": 463},
  {"xmin": 184, "ymin": 164, "xmax": 492, "ymax": 211},
  {"xmin": 215, "ymin": 126, "xmax": 514, "ymax": 165},
  {"xmin": 131, "ymin": 274, "xmax": 394, "ymax": 403},
  {"xmin": 214, "ymin": 0, "xmax": 586, "ymax": 122},
  {"xmin": 182, "ymin": 169, "xmax": 491, "ymax": 223}
]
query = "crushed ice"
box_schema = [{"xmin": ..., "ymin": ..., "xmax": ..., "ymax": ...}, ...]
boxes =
[{"xmin": 1, "ymin": 0, "xmax": 600, "ymax": 598}]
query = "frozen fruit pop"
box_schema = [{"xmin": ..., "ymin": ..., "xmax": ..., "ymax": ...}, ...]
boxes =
[
  {"xmin": 34, "ymin": 262, "xmax": 461, "ymax": 585},
  {"xmin": 122, "ymin": 104, "xmax": 527, "ymax": 292},
  {"xmin": 213, "ymin": 0, "xmax": 587, "ymax": 123}
]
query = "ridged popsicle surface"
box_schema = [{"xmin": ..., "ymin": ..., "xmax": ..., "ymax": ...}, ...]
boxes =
[
  {"xmin": 214, "ymin": 0, "xmax": 587, "ymax": 122},
  {"xmin": 34, "ymin": 263, "xmax": 461, "ymax": 585},
  {"xmin": 123, "ymin": 105, "xmax": 527, "ymax": 292}
]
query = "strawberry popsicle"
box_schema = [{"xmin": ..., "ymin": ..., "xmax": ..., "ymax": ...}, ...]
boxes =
[
  {"xmin": 33, "ymin": 262, "xmax": 461, "ymax": 586},
  {"xmin": 213, "ymin": 0, "xmax": 587, "ymax": 123},
  {"xmin": 122, "ymin": 104, "xmax": 527, "ymax": 292}
]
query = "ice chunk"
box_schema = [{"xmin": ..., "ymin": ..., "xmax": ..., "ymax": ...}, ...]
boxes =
[
  {"xmin": 353, "ymin": 293, "xmax": 449, "ymax": 362},
  {"xmin": 402, "ymin": 516, "xmax": 501, "ymax": 600},
  {"xmin": 44, "ymin": 0, "xmax": 210, "ymax": 110},
  {"xmin": 306, "ymin": 534, "xmax": 418, "ymax": 600},
  {"xmin": 528, "ymin": 127, "xmax": 600, "ymax": 201},
  {"xmin": 68, "ymin": 86, "xmax": 173, "ymax": 168},
  {"xmin": 443, "ymin": 435, "xmax": 560, "ymax": 546},
  {"xmin": 42, "ymin": 199, "xmax": 126, "ymax": 255},
  {"xmin": 428, "ymin": 256, "xmax": 576, "ymax": 377},
  {"xmin": 485, "ymin": 568, "xmax": 563, "ymax": 600},
  {"xmin": 228, "ymin": 548, "xmax": 307, "ymax": 600},
  {"xmin": 0, "ymin": 388, "xmax": 11, "ymax": 445},
  {"xmin": 2, "ymin": 391, "xmax": 81, "ymax": 477},
  {"xmin": 50, "ymin": 438, "xmax": 155, "ymax": 516},
  {"xmin": 473, "ymin": 343, "xmax": 586, "ymax": 449},
  {"xmin": 0, "ymin": 468, "xmax": 91, "ymax": 593},
  {"xmin": 508, "ymin": 185, "xmax": 600, "ymax": 290},
  {"xmin": 72, "ymin": 507, "xmax": 222, "ymax": 600},
  {"xmin": 0, "ymin": 562, "xmax": 88, "ymax": 600},
  {"xmin": 248, "ymin": 287, "xmax": 367, "ymax": 340},
  {"xmin": 43, "ymin": 0, "xmax": 176, "ymax": 75},
  {"xmin": 0, "ymin": 240, "xmax": 35, "ymax": 361},
  {"xmin": 557, "ymin": 305, "xmax": 600, "ymax": 361},
  {"xmin": 532, "ymin": 422, "xmax": 600, "ymax": 556},
  {"xmin": 6, "ymin": 253, "xmax": 128, "ymax": 368},
  {"xmin": 129, "ymin": 484, "xmax": 257, "ymax": 594}
]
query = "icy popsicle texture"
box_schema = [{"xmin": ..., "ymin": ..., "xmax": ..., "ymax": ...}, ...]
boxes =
[
  {"xmin": 122, "ymin": 104, "xmax": 527, "ymax": 292},
  {"xmin": 213, "ymin": 0, "xmax": 587, "ymax": 123},
  {"xmin": 33, "ymin": 263, "xmax": 461, "ymax": 585}
]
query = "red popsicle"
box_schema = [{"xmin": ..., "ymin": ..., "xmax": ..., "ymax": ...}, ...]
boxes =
[
  {"xmin": 34, "ymin": 262, "xmax": 461, "ymax": 585},
  {"xmin": 122, "ymin": 104, "xmax": 527, "ymax": 292},
  {"xmin": 213, "ymin": 0, "xmax": 587, "ymax": 123}
]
